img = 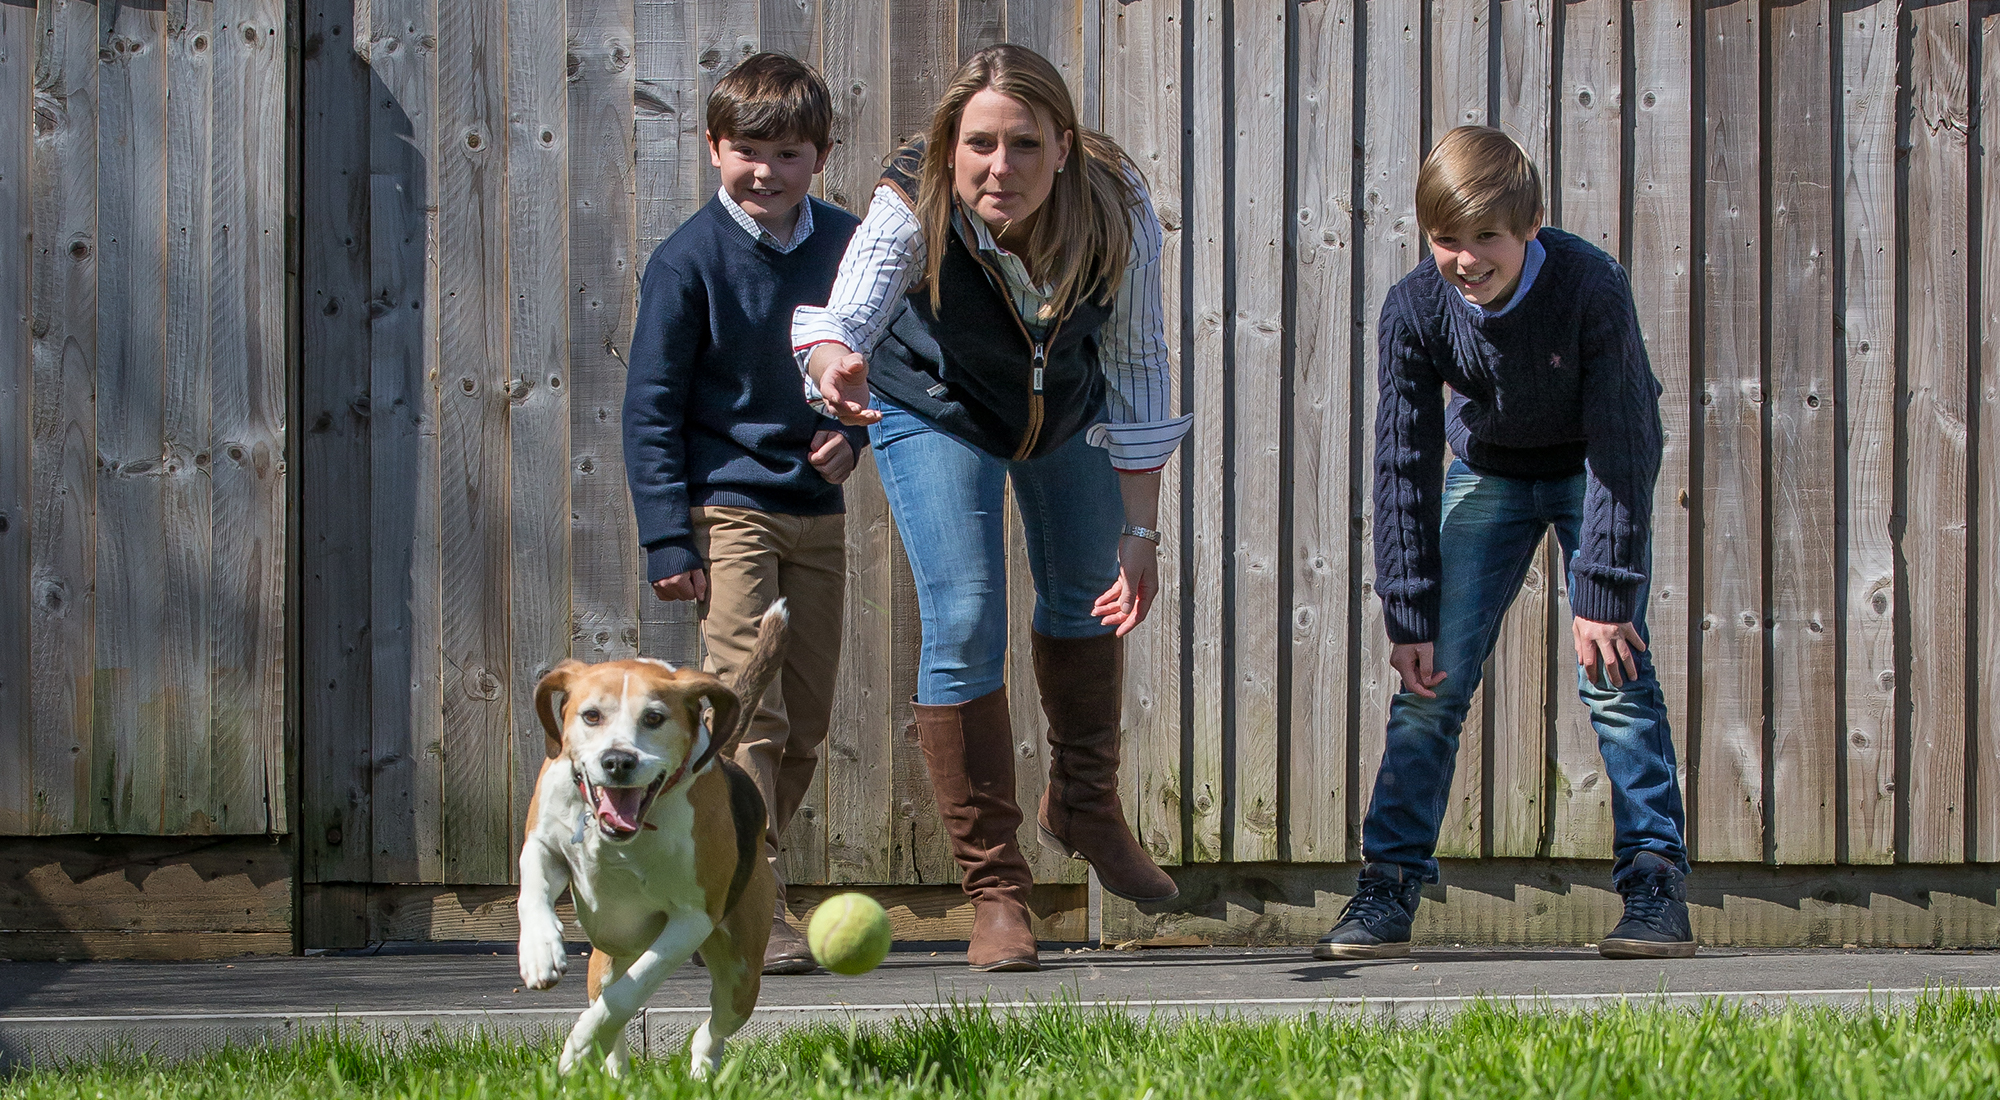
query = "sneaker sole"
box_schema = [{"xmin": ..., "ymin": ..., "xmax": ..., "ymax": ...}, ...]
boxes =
[
  {"xmin": 1598, "ymin": 938, "xmax": 1697, "ymax": 959},
  {"xmin": 1311, "ymin": 941, "xmax": 1412, "ymax": 961}
]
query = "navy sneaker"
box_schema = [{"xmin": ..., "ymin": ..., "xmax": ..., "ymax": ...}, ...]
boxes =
[
  {"xmin": 1313, "ymin": 863, "xmax": 1423, "ymax": 960},
  {"xmin": 1600, "ymin": 851, "xmax": 1697, "ymax": 959}
]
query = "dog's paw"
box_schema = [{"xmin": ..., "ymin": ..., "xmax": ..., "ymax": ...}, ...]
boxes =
[{"xmin": 518, "ymin": 930, "xmax": 569, "ymax": 990}]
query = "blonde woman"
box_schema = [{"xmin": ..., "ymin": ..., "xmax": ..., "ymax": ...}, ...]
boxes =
[{"xmin": 793, "ymin": 44, "xmax": 1188, "ymax": 971}]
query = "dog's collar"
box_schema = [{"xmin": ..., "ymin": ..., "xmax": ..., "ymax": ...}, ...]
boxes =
[{"xmin": 569, "ymin": 724, "xmax": 714, "ymax": 839}]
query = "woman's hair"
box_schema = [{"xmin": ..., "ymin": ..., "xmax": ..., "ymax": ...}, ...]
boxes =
[
  {"xmin": 914, "ymin": 44, "xmax": 1140, "ymax": 318},
  {"xmin": 1415, "ymin": 125, "xmax": 1544, "ymax": 239}
]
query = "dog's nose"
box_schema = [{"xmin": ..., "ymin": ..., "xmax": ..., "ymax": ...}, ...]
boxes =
[{"xmin": 599, "ymin": 749, "xmax": 640, "ymax": 785}]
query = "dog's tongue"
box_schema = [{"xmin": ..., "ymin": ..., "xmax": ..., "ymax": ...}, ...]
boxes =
[{"xmin": 595, "ymin": 786, "xmax": 648, "ymax": 834}]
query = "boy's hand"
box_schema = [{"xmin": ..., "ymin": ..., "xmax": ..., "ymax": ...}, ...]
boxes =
[
  {"xmin": 1390, "ymin": 643, "xmax": 1447, "ymax": 698},
  {"xmin": 808, "ymin": 343, "xmax": 881, "ymax": 426},
  {"xmin": 652, "ymin": 569, "xmax": 708, "ymax": 603},
  {"xmin": 808, "ymin": 430, "xmax": 855, "ymax": 484},
  {"xmin": 1573, "ymin": 617, "xmax": 1645, "ymax": 688}
]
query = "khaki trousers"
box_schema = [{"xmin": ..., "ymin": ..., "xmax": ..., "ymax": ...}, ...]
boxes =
[{"xmin": 692, "ymin": 506, "xmax": 845, "ymax": 904}]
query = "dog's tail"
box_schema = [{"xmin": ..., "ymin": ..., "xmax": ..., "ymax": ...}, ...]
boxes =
[{"xmin": 718, "ymin": 598, "xmax": 790, "ymax": 757}]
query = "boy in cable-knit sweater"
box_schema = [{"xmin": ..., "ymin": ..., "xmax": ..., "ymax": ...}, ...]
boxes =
[{"xmin": 1316, "ymin": 126, "xmax": 1694, "ymax": 962}]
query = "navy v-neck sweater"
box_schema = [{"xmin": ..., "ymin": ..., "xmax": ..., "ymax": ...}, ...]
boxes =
[
  {"xmin": 1373, "ymin": 227, "xmax": 1665, "ymax": 645},
  {"xmin": 623, "ymin": 195, "xmax": 862, "ymax": 582}
]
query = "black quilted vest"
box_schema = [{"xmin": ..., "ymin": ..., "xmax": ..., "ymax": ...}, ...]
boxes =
[{"xmin": 867, "ymin": 144, "xmax": 1114, "ymax": 461}]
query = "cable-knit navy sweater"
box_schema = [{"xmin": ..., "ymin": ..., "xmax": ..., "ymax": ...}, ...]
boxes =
[
  {"xmin": 1373, "ymin": 227, "xmax": 1664, "ymax": 645},
  {"xmin": 623, "ymin": 195, "xmax": 863, "ymax": 582}
]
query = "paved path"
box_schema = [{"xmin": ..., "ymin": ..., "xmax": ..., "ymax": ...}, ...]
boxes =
[{"xmin": 4, "ymin": 946, "xmax": 1996, "ymax": 1067}]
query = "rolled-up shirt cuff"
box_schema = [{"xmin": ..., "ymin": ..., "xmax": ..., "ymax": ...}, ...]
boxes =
[
  {"xmin": 792, "ymin": 306, "xmax": 855, "ymax": 375},
  {"xmin": 1085, "ymin": 414, "xmax": 1194, "ymax": 472}
]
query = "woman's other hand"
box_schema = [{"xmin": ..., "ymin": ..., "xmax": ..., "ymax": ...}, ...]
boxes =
[{"xmin": 1092, "ymin": 535, "xmax": 1158, "ymax": 636}]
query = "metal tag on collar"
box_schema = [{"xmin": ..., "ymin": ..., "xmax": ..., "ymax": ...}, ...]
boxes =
[{"xmin": 571, "ymin": 809, "xmax": 590, "ymax": 846}]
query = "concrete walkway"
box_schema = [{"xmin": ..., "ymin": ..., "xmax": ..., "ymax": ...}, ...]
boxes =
[{"xmin": 4, "ymin": 946, "xmax": 1996, "ymax": 1068}]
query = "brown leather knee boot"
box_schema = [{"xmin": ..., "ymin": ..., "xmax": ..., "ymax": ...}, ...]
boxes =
[
  {"xmin": 1032, "ymin": 631, "xmax": 1180, "ymax": 908},
  {"xmin": 913, "ymin": 689, "xmax": 1040, "ymax": 972}
]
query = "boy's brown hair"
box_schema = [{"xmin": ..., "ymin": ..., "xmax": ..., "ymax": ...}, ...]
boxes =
[
  {"xmin": 1415, "ymin": 125, "xmax": 1544, "ymax": 238},
  {"xmin": 706, "ymin": 52, "xmax": 833, "ymax": 150}
]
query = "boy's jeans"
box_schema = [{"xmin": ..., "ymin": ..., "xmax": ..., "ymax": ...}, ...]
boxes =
[
  {"xmin": 1362, "ymin": 460, "xmax": 1690, "ymax": 885},
  {"xmin": 869, "ymin": 400, "xmax": 1122, "ymax": 705}
]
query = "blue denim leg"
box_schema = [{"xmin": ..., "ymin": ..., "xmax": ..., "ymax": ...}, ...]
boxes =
[
  {"xmin": 1362, "ymin": 462, "xmax": 1553, "ymax": 881},
  {"xmin": 1007, "ymin": 426, "xmax": 1123, "ymax": 639},
  {"xmin": 1545, "ymin": 476, "xmax": 1690, "ymax": 881},
  {"xmin": 870, "ymin": 402, "xmax": 1012, "ymax": 705}
]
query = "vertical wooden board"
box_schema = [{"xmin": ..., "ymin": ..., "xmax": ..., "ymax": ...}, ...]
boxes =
[
  {"xmin": 507, "ymin": 0, "xmax": 572, "ymax": 862},
  {"xmin": 1980, "ymin": 2, "xmax": 2000, "ymax": 863},
  {"xmin": 94, "ymin": 0, "xmax": 171, "ymax": 833},
  {"xmin": 572, "ymin": 0, "xmax": 642, "ymax": 667},
  {"xmin": 1486, "ymin": 0, "xmax": 1550, "ymax": 858},
  {"xmin": 1431, "ymin": 0, "xmax": 1489, "ymax": 130},
  {"xmin": 1010, "ymin": 0, "xmax": 1082, "ymax": 111},
  {"xmin": 436, "ymin": 0, "xmax": 516, "ymax": 883},
  {"xmin": 209, "ymin": 0, "xmax": 289, "ymax": 835},
  {"xmin": 30, "ymin": 0, "xmax": 100, "ymax": 834},
  {"xmin": 1903, "ymin": 0, "xmax": 1968, "ymax": 864},
  {"xmin": 698, "ymin": 0, "xmax": 759, "ymax": 200},
  {"xmin": 368, "ymin": 0, "xmax": 445, "ymax": 883},
  {"xmin": 1767, "ymin": 0, "xmax": 1837, "ymax": 864},
  {"xmin": 1427, "ymin": 0, "xmax": 1486, "ymax": 859},
  {"xmin": 164, "ymin": 0, "xmax": 217, "ymax": 835},
  {"xmin": 1695, "ymin": 0, "xmax": 1764, "ymax": 862},
  {"xmin": 299, "ymin": 0, "xmax": 376, "ymax": 875},
  {"xmin": 959, "ymin": 0, "xmax": 1004, "ymax": 59},
  {"xmin": 890, "ymin": 0, "xmax": 953, "ymax": 148},
  {"xmin": 1547, "ymin": 0, "xmax": 1621, "ymax": 861},
  {"xmin": 1101, "ymin": 0, "xmax": 1183, "ymax": 865},
  {"xmin": 763, "ymin": 0, "xmax": 820, "ymax": 64},
  {"xmin": 1286, "ymin": 0, "xmax": 1352, "ymax": 863},
  {"xmin": 1185, "ymin": 0, "xmax": 1225, "ymax": 862},
  {"xmin": 821, "ymin": 0, "xmax": 895, "ymax": 883},
  {"xmin": 1357, "ymin": 0, "xmax": 1425, "ymax": 849},
  {"xmin": 1630, "ymin": 0, "xmax": 1694, "ymax": 851},
  {"xmin": 888, "ymin": 524, "xmax": 946, "ymax": 887},
  {"xmin": 634, "ymin": 0, "xmax": 705, "ymax": 668},
  {"xmin": 1838, "ymin": 0, "xmax": 1896, "ymax": 864},
  {"xmin": 1226, "ymin": 0, "xmax": 1283, "ymax": 863},
  {"xmin": 0, "ymin": 0, "xmax": 34, "ymax": 832}
]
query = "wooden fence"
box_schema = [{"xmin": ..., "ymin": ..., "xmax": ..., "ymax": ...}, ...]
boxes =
[
  {"xmin": 7, "ymin": 0, "xmax": 1998, "ymax": 899},
  {"xmin": 2, "ymin": 0, "xmax": 289, "ymax": 837}
]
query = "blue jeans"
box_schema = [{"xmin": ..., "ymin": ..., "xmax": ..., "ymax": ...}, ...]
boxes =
[
  {"xmin": 869, "ymin": 401, "xmax": 1122, "ymax": 705},
  {"xmin": 1362, "ymin": 460, "xmax": 1689, "ymax": 884}
]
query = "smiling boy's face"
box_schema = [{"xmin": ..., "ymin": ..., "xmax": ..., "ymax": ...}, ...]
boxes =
[
  {"xmin": 1428, "ymin": 218, "xmax": 1541, "ymax": 308},
  {"xmin": 708, "ymin": 133, "xmax": 829, "ymax": 238}
]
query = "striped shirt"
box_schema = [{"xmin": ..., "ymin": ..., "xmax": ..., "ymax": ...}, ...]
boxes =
[
  {"xmin": 793, "ymin": 178, "xmax": 1192, "ymax": 472},
  {"xmin": 716, "ymin": 185, "xmax": 817, "ymax": 253}
]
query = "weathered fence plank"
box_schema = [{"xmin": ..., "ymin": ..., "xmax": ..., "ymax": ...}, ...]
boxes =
[
  {"xmin": 0, "ymin": 0, "xmax": 34, "ymax": 833},
  {"xmin": 1838, "ymin": 0, "xmax": 1897, "ymax": 865},
  {"xmin": 1186, "ymin": 0, "xmax": 1226, "ymax": 863},
  {"xmin": 300, "ymin": 0, "xmax": 375, "ymax": 877},
  {"xmin": 507, "ymin": 0, "xmax": 573, "ymax": 864},
  {"xmin": 1904, "ymin": 0, "xmax": 1969, "ymax": 864},
  {"xmin": 1285, "ymin": 0, "xmax": 1352, "ymax": 863},
  {"xmin": 1229, "ymin": 0, "xmax": 1285, "ymax": 863},
  {"xmin": 1767, "ymin": 0, "xmax": 1837, "ymax": 864},
  {"xmin": 1980, "ymin": 2, "xmax": 2000, "ymax": 864},
  {"xmin": 1695, "ymin": 0, "xmax": 1765, "ymax": 862}
]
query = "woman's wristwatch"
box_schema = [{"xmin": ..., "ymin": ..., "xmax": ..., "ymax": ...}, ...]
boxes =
[{"xmin": 1120, "ymin": 524, "xmax": 1162, "ymax": 545}]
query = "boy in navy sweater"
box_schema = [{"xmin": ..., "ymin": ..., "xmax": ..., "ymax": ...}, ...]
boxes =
[
  {"xmin": 622, "ymin": 53, "xmax": 863, "ymax": 975},
  {"xmin": 1316, "ymin": 126, "xmax": 1693, "ymax": 961}
]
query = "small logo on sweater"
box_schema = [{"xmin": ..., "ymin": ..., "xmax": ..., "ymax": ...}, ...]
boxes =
[{"xmin": 1550, "ymin": 353, "xmax": 1566, "ymax": 371}]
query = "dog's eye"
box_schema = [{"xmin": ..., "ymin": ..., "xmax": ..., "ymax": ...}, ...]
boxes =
[
  {"xmin": 641, "ymin": 710, "xmax": 665, "ymax": 728},
  {"xmin": 580, "ymin": 708, "xmax": 603, "ymax": 726}
]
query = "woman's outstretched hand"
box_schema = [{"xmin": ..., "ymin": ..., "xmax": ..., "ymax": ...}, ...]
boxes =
[
  {"xmin": 807, "ymin": 343, "xmax": 881, "ymax": 426},
  {"xmin": 1092, "ymin": 536, "xmax": 1159, "ymax": 636}
]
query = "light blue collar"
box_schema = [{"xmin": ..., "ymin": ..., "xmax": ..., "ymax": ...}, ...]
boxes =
[{"xmin": 1458, "ymin": 237, "xmax": 1545, "ymax": 318}]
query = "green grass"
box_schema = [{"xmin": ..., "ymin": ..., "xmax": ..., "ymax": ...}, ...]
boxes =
[{"xmin": 7, "ymin": 992, "xmax": 2000, "ymax": 1099}]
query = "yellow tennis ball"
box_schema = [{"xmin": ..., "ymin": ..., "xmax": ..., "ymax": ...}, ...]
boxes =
[{"xmin": 806, "ymin": 892, "xmax": 892, "ymax": 975}]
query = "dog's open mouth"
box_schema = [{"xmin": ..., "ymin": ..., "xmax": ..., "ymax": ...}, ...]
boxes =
[{"xmin": 586, "ymin": 773, "xmax": 667, "ymax": 840}]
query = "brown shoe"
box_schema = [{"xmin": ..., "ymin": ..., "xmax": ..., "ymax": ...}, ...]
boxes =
[
  {"xmin": 763, "ymin": 897, "xmax": 818, "ymax": 975},
  {"xmin": 1031, "ymin": 631, "xmax": 1180, "ymax": 908},
  {"xmin": 914, "ymin": 689, "xmax": 1040, "ymax": 972}
]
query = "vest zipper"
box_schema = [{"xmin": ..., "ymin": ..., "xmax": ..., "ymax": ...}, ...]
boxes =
[{"xmin": 965, "ymin": 245, "xmax": 1064, "ymax": 461}]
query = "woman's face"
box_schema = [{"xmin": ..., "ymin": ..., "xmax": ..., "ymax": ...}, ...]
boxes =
[{"xmin": 952, "ymin": 88, "xmax": 1072, "ymax": 239}]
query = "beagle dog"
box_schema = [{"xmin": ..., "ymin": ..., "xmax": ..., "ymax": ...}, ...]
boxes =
[{"xmin": 517, "ymin": 600, "xmax": 789, "ymax": 1078}]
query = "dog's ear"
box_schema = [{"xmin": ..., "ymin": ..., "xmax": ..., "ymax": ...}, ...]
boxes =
[
  {"xmin": 535, "ymin": 660, "xmax": 587, "ymax": 758},
  {"xmin": 674, "ymin": 671, "xmax": 740, "ymax": 775}
]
